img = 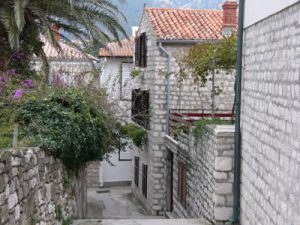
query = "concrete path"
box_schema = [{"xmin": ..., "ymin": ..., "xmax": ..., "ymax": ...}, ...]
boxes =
[
  {"xmin": 86, "ymin": 186, "xmax": 163, "ymax": 219},
  {"xmin": 73, "ymin": 219, "xmax": 210, "ymax": 225},
  {"xmin": 73, "ymin": 186, "xmax": 210, "ymax": 225}
]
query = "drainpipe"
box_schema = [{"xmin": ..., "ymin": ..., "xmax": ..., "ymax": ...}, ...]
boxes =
[
  {"xmin": 158, "ymin": 42, "xmax": 172, "ymax": 135},
  {"xmin": 232, "ymin": 0, "xmax": 245, "ymax": 224}
]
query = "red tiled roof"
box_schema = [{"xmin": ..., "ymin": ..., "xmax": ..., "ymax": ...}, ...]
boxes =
[
  {"xmin": 40, "ymin": 35, "xmax": 97, "ymax": 61},
  {"xmin": 99, "ymin": 38, "xmax": 134, "ymax": 58},
  {"xmin": 144, "ymin": 8, "xmax": 224, "ymax": 41}
]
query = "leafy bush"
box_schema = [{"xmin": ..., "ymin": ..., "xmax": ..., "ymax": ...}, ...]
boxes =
[
  {"xmin": 193, "ymin": 118, "xmax": 232, "ymax": 139},
  {"xmin": 18, "ymin": 89, "xmax": 118, "ymax": 169},
  {"xmin": 184, "ymin": 34, "xmax": 237, "ymax": 85},
  {"xmin": 121, "ymin": 123, "xmax": 146, "ymax": 147}
]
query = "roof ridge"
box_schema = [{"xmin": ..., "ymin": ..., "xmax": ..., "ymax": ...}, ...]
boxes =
[{"xmin": 144, "ymin": 7, "xmax": 222, "ymax": 13}]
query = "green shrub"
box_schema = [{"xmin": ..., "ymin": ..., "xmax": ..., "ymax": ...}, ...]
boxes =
[
  {"xmin": 130, "ymin": 69, "xmax": 142, "ymax": 78},
  {"xmin": 121, "ymin": 123, "xmax": 146, "ymax": 147},
  {"xmin": 193, "ymin": 118, "xmax": 232, "ymax": 139},
  {"xmin": 18, "ymin": 89, "xmax": 118, "ymax": 169}
]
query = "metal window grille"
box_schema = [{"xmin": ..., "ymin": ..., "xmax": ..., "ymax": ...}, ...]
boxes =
[{"xmin": 131, "ymin": 89, "xmax": 150, "ymax": 128}]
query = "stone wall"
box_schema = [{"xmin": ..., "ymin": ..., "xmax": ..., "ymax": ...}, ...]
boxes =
[
  {"xmin": 164, "ymin": 125, "xmax": 235, "ymax": 225},
  {"xmin": 0, "ymin": 148, "xmax": 86, "ymax": 225},
  {"xmin": 241, "ymin": 3, "xmax": 300, "ymax": 225},
  {"xmin": 85, "ymin": 161, "xmax": 100, "ymax": 188},
  {"xmin": 131, "ymin": 12, "xmax": 235, "ymax": 215}
]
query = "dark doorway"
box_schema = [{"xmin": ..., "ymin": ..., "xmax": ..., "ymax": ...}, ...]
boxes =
[{"xmin": 166, "ymin": 149, "xmax": 174, "ymax": 212}]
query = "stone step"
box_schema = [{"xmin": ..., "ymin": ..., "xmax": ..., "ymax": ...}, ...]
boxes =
[{"xmin": 73, "ymin": 219, "xmax": 210, "ymax": 225}]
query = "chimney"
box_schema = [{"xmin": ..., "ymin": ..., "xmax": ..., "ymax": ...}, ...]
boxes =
[
  {"xmin": 51, "ymin": 24, "xmax": 61, "ymax": 42},
  {"xmin": 222, "ymin": 0, "xmax": 238, "ymax": 36}
]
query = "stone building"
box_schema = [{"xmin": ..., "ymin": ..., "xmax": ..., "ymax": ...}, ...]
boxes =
[
  {"xmin": 164, "ymin": 125, "xmax": 235, "ymax": 225},
  {"xmin": 131, "ymin": 2, "xmax": 237, "ymax": 215},
  {"xmin": 32, "ymin": 35, "xmax": 99, "ymax": 86},
  {"xmin": 239, "ymin": 1, "xmax": 300, "ymax": 224}
]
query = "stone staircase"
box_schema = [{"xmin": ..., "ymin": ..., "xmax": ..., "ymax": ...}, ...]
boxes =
[{"xmin": 73, "ymin": 218, "xmax": 210, "ymax": 225}]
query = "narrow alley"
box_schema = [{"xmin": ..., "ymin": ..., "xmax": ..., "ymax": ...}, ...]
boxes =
[{"xmin": 72, "ymin": 186, "xmax": 209, "ymax": 225}]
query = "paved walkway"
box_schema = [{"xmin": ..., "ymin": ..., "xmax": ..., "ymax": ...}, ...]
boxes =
[
  {"xmin": 86, "ymin": 186, "xmax": 163, "ymax": 219},
  {"xmin": 73, "ymin": 186, "xmax": 209, "ymax": 225},
  {"xmin": 73, "ymin": 219, "xmax": 210, "ymax": 225}
]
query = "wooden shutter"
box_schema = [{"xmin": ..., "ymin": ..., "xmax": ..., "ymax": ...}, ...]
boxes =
[
  {"xmin": 140, "ymin": 33, "xmax": 147, "ymax": 67},
  {"xmin": 142, "ymin": 164, "xmax": 148, "ymax": 198},
  {"xmin": 134, "ymin": 157, "xmax": 140, "ymax": 187},
  {"xmin": 135, "ymin": 37, "xmax": 141, "ymax": 66},
  {"xmin": 178, "ymin": 160, "xmax": 187, "ymax": 207}
]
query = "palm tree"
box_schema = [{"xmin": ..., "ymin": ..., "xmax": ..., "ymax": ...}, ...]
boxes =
[{"xmin": 0, "ymin": 0, "xmax": 127, "ymax": 52}]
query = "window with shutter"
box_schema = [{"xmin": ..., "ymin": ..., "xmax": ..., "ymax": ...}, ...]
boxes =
[
  {"xmin": 134, "ymin": 157, "xmax": 140, "ymax": 187},
  {"xmin": 142, "ymin": 164, "xmax": 148, "ymax": 198},
  {"xmin": 135, "ymin": 33, "xmax": 147, "ymax": 67},
  {"xmin": 140, "ymin": 33, "xmax": 147, "ymax": 67},
  {"xmin": 178, "ymin": 160, "xmax": 187, "ymax": 207}
]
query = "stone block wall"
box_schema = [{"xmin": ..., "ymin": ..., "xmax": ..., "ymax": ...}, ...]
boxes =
[
  {"xmin": 164, "ymin": 125, "xmax": 235, "ymax": 225},
  {"xmin": 241, "ymin": 3, "xmax": 300, "ymax": 225},
  {"xmin": 0, "ymin": 148, "xmax": 86, "ymax": 225},
  {"xmin": 85, "ymin": 161, "xmax": 100, "ymax": 188},
  {"xmin": 131, "ymin": 12, "xmax": 235, "ymax": 215}
]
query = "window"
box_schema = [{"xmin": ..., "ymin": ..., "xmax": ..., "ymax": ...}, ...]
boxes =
[
  {"xmin": 134, "ymin": 157, "xmax": 140, "ymax": 187},
  {"xmin": 120, "ymin": 63, "xmax": 133, "ymax": 100},
  {"xmin": 118, "ymin": 137, "xmax": 132, "ymax": 161},
  {"xmin": 178, "ymin": 160, "xmax": 187, "ymax": 207},
  {"xmin": 142, "ymin": 164, "xmax": 148, "ymax": 198},
  {"xmin": 131, "ymin": 89, "xmax": 150, "ymax": 128},
  {"xmin": 135, "ymin": 32, "xmax": 147, "ymax": 67}
]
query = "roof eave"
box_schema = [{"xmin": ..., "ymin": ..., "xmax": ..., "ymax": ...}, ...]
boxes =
[{"xmin": 157, "ymin": 38, "xmax": 220, "ymax": 44}]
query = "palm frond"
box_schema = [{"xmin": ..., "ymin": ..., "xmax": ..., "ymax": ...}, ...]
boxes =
[{"xmin": 14, "ymin": 0, "xmax": 28, "ymax": 32}]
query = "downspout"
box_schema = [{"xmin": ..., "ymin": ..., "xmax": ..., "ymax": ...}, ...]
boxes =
[
  {"xmin": 232, "ymin": 0, "xmax": 245, "ymax": 224},
  {"xmin": 158, "ymin": 42, "xmax": 172, "ymax": 135}
]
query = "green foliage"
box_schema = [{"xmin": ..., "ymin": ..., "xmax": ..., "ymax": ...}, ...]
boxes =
[
  {"xmin": 0, "ymin": 108, "xmax": 14, "ymax": 149},
  {"xmin": 55, "ymin": 205, "xmax": 63, "ymax": 222},
  {"xmin": 17, "ymin": 89, "xmax": 119, "ymax": 169},
  {"xmin": 184, "ymin": 35, "xmax": 237, "ymax": 85},
  {"xmin": 62, "ymin": 218, "xmax": 73, "ymax": 225},
  {"xmin": 193, "ymin": 118, "xmax": 232, "ymax": 139},
  {"xmin": 171, "ymin": 122, "xmax": 189, "ymax": 139},
  {"xmin": 130, "ymin": 69, "xmax": 142, "ymax": 78},
  {"xmin": 121, "ymin": 123, "xmax": 146, "ymax": 147},
  {"xmin": 63, "ymin": 175, "xmax": 72, "ymax": 189}
]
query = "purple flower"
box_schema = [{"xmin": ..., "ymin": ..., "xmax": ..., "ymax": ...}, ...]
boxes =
[
  {"xmin": 14, "ymin": 89, "xmax": 24, "ymax": 99},
  {"xmin": 23, "ymin": 79, "xmax": 34, "ymax": 88},
  {"xmin": 13, "ymin": 51, "xmax": 25, "ymax": 60}
]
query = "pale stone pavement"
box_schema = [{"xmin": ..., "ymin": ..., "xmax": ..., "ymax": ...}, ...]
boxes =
[{"xmin": 73, "ymin": 186, "xmax": 209, "ymax": 225}]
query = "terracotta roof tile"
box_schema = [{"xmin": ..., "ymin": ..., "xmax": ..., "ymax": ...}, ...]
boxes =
[
  {"xmin": 99, "ymin": 38, "xmax": 134, "ymax": 58},
  {"xmin": 145, "ymin": 8, "xmax": 224, "ymax": 41},
  {"xmin": 40, "ymin": 35, "xmax": 97, "ymax": 61}
]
